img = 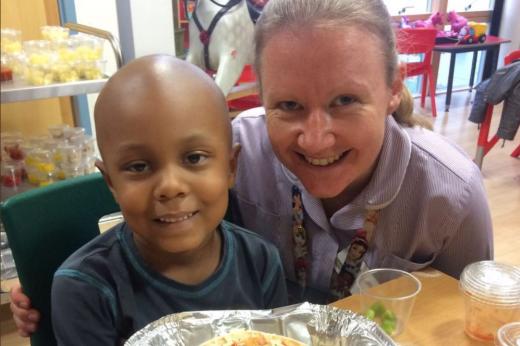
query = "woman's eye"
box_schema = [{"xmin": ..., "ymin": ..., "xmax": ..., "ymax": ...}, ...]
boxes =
[
  {"xmin": 125, "ymin": 162, "xmax": 149, "ymax": 173},
  {"xmin": 185, "ymin": 153, "xmax": 207, "ymax": 165},
  {"xmin": 278, "ymin": 101, "xmax": 302, "ymax": 111},
  {"xmin": 331, "ymin": 95, "xmax": 355, "ymax": 107}
]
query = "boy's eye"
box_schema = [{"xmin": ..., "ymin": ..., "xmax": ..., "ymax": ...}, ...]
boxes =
[
  {"xmin": 278, "ymin": 101, "xmax": 302, "ymax": 111},
  {"xmin": 184, "ymin": 153, "xmax": 208, "ymax": 165},
  {"xmin": 331, "ymin": 95, "xmax": 355, "ymax": 107},
  {"xmin": 125, "ymin": 162, "xmax": 149, "ymax": 173}
]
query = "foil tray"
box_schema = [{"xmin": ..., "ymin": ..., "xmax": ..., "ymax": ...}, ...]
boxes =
[{"xmin": 125, "ymin": 302, "xmax": 396, "ymax": 345}]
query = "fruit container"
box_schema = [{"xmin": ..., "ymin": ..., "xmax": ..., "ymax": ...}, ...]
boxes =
[
  {"xmin": 460, "ymin": 261, "xmax": 520, "ymax": 343},
  {"xmin": 1, "ymin": 28, "xmax": 22, "ymax": 54},
  {"xmin": 41, "ymin": 26, "xmax": 70, "ymax": 41}
]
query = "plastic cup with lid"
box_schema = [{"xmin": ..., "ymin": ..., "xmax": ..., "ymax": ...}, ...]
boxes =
[{"xmin": 460, "ymin": 261, "xmax": 520, "ymax": 343}]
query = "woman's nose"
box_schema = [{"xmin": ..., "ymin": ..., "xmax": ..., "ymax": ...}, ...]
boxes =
[
  {"xmin": 297, "ymin": 108, "xmax": 335, "ymax": 152},
  {"xmin": 153, "ymin": 166, "xmax": 187, "ymax": 201}
]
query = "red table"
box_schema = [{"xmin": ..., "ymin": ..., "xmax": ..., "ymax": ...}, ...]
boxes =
[{"xmin": 433, "ymin": 35, "xmax": 511, "ymax": 112}]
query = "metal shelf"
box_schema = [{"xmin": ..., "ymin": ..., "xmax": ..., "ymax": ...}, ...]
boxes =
[{"xmin": 1, "ymin": 78, "xmax": 108, "ymax": 103}]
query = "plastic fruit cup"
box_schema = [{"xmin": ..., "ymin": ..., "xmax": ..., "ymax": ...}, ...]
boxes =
[
  {"xmin": 1, "ymin": 162, "xmax": 23, "ymax": 188},
  {"xmin": 355, "ymin": 268, "xmax": 421, "ymax": 336},
  {"xmin": 460, "ymin": 261, "xmax": 520, "ymax": 343}
]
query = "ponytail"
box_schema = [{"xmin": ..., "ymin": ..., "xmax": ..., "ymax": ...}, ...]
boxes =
[{"xmin": 392, "ymin": 87, "xmax": 433, "ymax": 130}]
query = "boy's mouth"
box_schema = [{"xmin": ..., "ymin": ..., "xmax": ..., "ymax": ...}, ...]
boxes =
[{"xmin": 156, "ymin": 211, "xmax": 198, "ymax": 224}]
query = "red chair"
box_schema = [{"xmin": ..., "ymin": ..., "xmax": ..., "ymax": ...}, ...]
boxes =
[
  {"xmin": 504, "ymin": 49, "xmax": 520, "ymax": 65},
  {"xmin": 396, "ymin": 28, "xmax": 438, "ymax": 117},
  {"xmin": 474, "ymin": 49, "xmax": 520, "ymax": 168}
]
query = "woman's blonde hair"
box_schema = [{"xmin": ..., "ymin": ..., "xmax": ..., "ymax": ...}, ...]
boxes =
[{"xmin": 254, "ymin": 0, "xmax": 431, "ymax": 129}]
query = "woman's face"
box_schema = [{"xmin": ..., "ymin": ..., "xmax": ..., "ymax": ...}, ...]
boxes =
[{"xmin": 260, "ymin": 26, "xmax": 401, "ymax": 199}]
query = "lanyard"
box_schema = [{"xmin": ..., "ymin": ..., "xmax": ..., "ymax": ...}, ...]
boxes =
[{"xmin": 291, "ymin": 185, "xmax": 381, "ymax": 298}]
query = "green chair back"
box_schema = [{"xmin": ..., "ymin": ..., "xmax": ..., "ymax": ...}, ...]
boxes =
[{"xmin": 0, "ymin": 173, "xmax": 120, "ymax": 346}]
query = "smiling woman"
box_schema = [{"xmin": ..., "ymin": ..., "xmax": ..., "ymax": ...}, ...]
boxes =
[{"xmin": 229, "ymin": 0, "xmax": 493, "ymax": 303}]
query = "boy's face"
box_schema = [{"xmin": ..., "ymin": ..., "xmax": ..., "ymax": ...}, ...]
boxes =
[{"xmin": 96, "ymin": 65, "xmax": 237, "ymax": 257}]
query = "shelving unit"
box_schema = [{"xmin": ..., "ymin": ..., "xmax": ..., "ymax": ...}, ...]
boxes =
[
  {"xmin": 1, "ymin": 78, "xmax": 108, "ymax": 103},
  {"xmin": 0, "ymin": 22, "xmax": 122, "ymax": 305}
]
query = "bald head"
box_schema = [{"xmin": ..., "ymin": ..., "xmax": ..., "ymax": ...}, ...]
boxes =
[{"xmin": 94, "ymin": 55, "xmax": 230, "ymax": 155}]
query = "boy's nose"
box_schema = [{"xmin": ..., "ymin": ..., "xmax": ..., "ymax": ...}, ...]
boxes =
[
  {"xmin": 153, "ymin": 166, "xmax": 188, "ymax": 200},
  {"xmin": 297, "ymin": 108, "xmax": 335, "ymax": 153}
]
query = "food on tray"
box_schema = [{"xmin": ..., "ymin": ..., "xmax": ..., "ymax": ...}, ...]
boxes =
[{"xmin": 200, "ymin": 330, "xmax": 305, "ymax": 346}]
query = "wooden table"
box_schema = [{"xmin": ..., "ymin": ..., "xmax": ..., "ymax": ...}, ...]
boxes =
[
  {"xmin": 331, "ymin": 269, "xmax": 490, "ymax": 345},
  {"xmin": 433, "ymin": 36, "xmax": 511, "ymax": 112}
]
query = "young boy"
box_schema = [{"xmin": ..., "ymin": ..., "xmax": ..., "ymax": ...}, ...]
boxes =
[{"xmin": 50, "ymin": 55, "xmax": 287, "ymax": 344}]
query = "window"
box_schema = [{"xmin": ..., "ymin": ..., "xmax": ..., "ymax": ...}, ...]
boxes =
[
  {"xmin": 383, "ymin": 0, "xmax": 431, "ymax": 15},
  {"xmin": 447, "ymin": 0, "xmax": 495, "ymax": 12}
]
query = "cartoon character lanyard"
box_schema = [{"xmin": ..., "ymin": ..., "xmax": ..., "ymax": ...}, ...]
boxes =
[{"xmin": 291, "ymin": 185, "xmax": 381, "ymax": 298}]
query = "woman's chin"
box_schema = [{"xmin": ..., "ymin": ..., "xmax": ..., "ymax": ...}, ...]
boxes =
[{"xmin": 299, "ymin": 178, "xmax": 352, "ymax": 199}]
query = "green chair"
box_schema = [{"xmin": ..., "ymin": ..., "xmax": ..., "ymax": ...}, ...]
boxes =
[{"xmin": 0, "ymin": 173, "xmax": 120, "ymax": 346}]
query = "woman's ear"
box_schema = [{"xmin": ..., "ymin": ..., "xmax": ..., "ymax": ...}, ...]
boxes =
[
  {"xmin": 95, "ymin": 160, "xmax": 118, "ymax": 203},
  {"xmin": 228, "ymin": 144, "xmax": 242, "ymax": 188},
  {"xmin": 387, "ymin": 67, "xmax": 404, "ymax": 115}
]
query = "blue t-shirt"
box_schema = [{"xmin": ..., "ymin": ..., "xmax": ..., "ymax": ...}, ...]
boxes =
[{"xmin": 51, "ymin": 220, "xmax": 287, "ymax": 345}]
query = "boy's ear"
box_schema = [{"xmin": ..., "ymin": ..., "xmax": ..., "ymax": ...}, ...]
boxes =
[
  {"xmin": 227, "ymin": 143, "xmax": 241, "ymax": 188},
  {"xmin": 95, "ymin": 160, "xmax": 118, "ymax": 203}
]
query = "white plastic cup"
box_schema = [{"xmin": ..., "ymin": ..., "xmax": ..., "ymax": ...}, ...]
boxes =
[
  {"xmin": 355, "ymin": 268, "xmax": 421, "ymax": 336},
  {"xmin": 460, "ymin": 261, "xmax": 520, "ymax": 343}
]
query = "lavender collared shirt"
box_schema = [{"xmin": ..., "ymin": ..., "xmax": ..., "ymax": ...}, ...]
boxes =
[{"xmin": 231, "ymin": 107, "xmax": 493, "ymax": 293}]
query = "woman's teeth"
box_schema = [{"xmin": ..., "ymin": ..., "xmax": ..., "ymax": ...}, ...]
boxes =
[
  {"xmin": 305, "ymin": 154, "xmax": 342, "ymax": 166},
  {"xmin": 159, "ymin": 213, "xmax": 194, "ymax": 223}
]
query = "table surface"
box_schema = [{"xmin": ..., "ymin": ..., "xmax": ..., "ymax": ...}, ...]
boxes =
[
  {"xmin": 434, "ymin": 35, "xmax": 511, "ymax": 52},
  {"xmin": 331, "ymin": 268, "xmax": 490, "ymax": 346}
]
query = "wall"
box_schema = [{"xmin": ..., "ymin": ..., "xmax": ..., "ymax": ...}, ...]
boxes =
[
  {"xmin": 498, "ymin": 0, "xmax": 520, "ymax": 64},
  {"xmin": 73, "ymin": 0, "xmax": 119, "ymax": 139}
]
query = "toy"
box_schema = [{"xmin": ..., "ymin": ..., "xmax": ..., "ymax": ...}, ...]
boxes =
[
  {"xmin": 458, "ymin": 21, "xmax": 488, "ymax": 44},
  {"xmin": 447, "ymin": 10, "xmax": 468, "ymax": 34},
  {"xmin": 413, "ymin": 12, "xmax": 443, "ymax": 29},
  {"xmin": 186, "ymin": 0, "xmax": 255, "ymax": 96}
]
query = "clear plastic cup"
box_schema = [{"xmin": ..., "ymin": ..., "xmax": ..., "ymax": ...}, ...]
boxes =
[
  {"xmin": 495, "ymin": 322, "xmax": 520, "ymax": 346},
  {"xmin": 63, "ymin": 126, "xmax": 85, "ymax": 140},
  {"xmin": 355, "ymin": 268, "xmax": 421, "ymax": 336},
  {"xmin": 1, "ymin": 161, "xmax": 23, "ymax": 188},
  {"xmin": 1, "ymin": 132, "xmax": 25, "ymax": 161},
  {"xmin": 73, "ymin": 34, "xmax": 104, "ymax": 61},
  {"xmin": 48, "ymin": 124, "xmax": 71, "ymax": 140},
  {"xmin": 460, "ymin": 261, "xmax": 520, "ymax": 343},
  {"xmin": 1, "ymin": 28, "xmax": 22, "ymax": 54},
  {"xmin": 41, "ymin": 26, "xmax": 70, "ymax": 41}
]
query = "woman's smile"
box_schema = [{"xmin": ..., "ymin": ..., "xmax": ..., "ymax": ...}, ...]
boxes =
[{"xmin": 300, "ymin": 150, "xmax": 350, "ymax": 167}]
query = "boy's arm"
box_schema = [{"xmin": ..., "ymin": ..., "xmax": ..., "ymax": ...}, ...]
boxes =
[
  {"xmin": 52, "ymin": 271, "xmax": 120, "ymax": 345},
  {"xmin": 261, "ymin": 249, "xmax": 289, "ymax": 308}
]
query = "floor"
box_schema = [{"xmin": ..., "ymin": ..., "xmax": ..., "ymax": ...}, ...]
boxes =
[{"xmin": 0, "ymin": 91, "xmax": 519, "ymax": 346}]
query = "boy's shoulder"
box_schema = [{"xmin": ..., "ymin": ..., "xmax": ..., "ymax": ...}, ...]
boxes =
[
  {"xmin": 56, "ymin": 222, "xmax": 126, "ymax": 276},
  {"xmin": 221, "ymin": 220, "xmax": 275, "ymax": 248},
  {"xmin": 221, "ymin": 220, "xmax": 280, "ymax": 262}
]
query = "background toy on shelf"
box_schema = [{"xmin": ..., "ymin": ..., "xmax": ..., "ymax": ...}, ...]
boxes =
[
  {"xmin": 447, "ymin": 10, "xmax": 468, "ymax": 34},
  {"xmin": 458, "ymin": 22, "xmax": 488, "ymax": 44},
  {"xmin": 397, "ymin": 11, "xmax": 488, "ymax": 45}
]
